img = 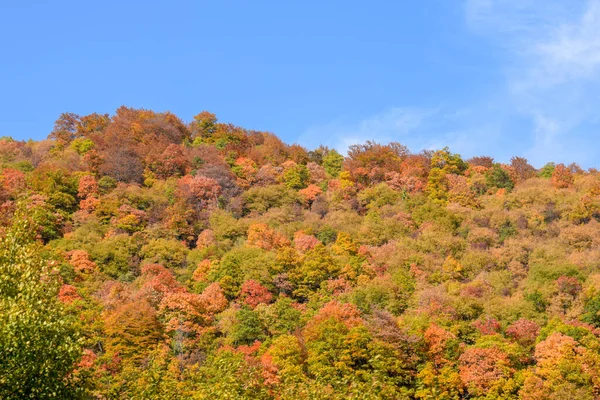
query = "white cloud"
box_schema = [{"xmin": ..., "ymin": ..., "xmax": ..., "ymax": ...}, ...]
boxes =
[
  {"xmin": 297, "ymin": 1, "xmax": 600, "ymax": 168},
  {"xmin": 297, "ymin": 107, "xmax": 437, "ymax": 154},
  {"xmin": 468, "ymin": 0, "xmax": 600, "ymax": 166},
  {"xmin": 298, "ymin": 105, "xmax": 506, "ymax": 161}
]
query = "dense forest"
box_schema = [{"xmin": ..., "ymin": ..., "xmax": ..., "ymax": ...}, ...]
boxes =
[{"xmin": 2, "ymin": 107, "xmax": 600, "ymax": 399}]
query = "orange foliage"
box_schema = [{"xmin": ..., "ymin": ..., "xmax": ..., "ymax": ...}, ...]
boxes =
[
  {"xmin": 58, "ymin": 284, "xmax": 81, "ymax": 304},
  {"xmin": 192, "ymin": 259, "xmax": 212, "ymax": 282},
  {"xmin": 68, "ymin": 249, "xmax": 97, "ymax": 274},
  {"xmin": 552, "ymin": 163, "xmax": 574, "ymax": 188},
  {"xmin": 424, "ymin": 323, "xmax": 456, "ymax": 365},
  {"xmin": 0, "ymin": 169, "xmax": 26, "ymax": 196},
  {"xmin": 304, "ymin": 301, "xmax": 362, "ymax": 340},
  {"xmin": 77, "ymin": 175, "xmax": 98, "ymax": 199},
  {"xmin": 196, "ymin": 229, "xmax": 216, "ymax": 249},
  {"xmin": 298, "ymin": 184, "xmax": 323, "ymax": 205},
  {"xmin": 177, "ymin": 174, "xmax": 221, "ymax": 207},
  {"xmin": 247, "ymin": 223, "xmax": 290, "ymax": 250},
  {"xmin": 459, "ymin": 347, "xmax": 513, "ymax": 395}
]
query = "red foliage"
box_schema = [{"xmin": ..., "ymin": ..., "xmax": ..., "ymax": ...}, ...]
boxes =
[
  {"xmin": 344, "ymin": 141, "xmax": 408, "ymax": 184},
  {"xmin": 150, "ymin": 143, "xmax": 189, "ymax": 179},
  {"xmin": 139, "ymin": 264, "xmax": 184, "ymax": 304},
  {"xmin": 79, "ymin": 196, "xmax": 100, "ymax": 212},
  {"xmin": 556, "ymin": 276, "xmax": 582, "ymax": 297},
  {"xmin": 0, "ymin": 169, "xmax": 26, "ymax": 196},
  {"xmin": 505, "ymin": 319, "xmax": 540, "ymax": 345},
  {"xmin": 177, "ymin": 174, "xmax": 221, "ymax": 208},
  {"xmin": 260, "ymin": 353, "xmax": 280, "ymax": 386},
  {"xmin": 472, "ymin": 316, "xmax": 502, "ymax": 335},
  {"xmin": 306, "ymin": 301, "xmax": 362, "ymax": 333},
  {"xmin": 293, "ymin": 231, "xmax": 320, "ymax": 253},
  {"xmin": 385, "ymin": 171, "xmax": 426, "ymax": 193},
  {"xmin": 198, "ymin": 282, "xmax": 228, "ymax": 315},
  {"xmin": 240, "ymin": 280, "xmax": 273, "ymax": 308},
  {"xmin": 78, "ymin": 349, "xmax": 97, "ymax": 369},
  {"xmin": 236, "ymin": 340, "xmax": 262, "ymax": 358}
]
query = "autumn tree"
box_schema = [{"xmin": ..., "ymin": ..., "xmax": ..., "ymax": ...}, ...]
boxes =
[
  {"xmin": 551, "ymin": 163, "xmax": 574, "ymax": 188},
  {"xmin": 427, "ymin": 147, "xmax": 467, "ymax": 202}
]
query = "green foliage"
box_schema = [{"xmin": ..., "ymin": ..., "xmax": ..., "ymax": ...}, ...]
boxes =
[
  {"xmin": 242, "ymin": 185, "xmax": 298, "ymax": 214},
  {"xmin": 70, "ymin": 137, "xmax": 95, "ymax": 155},
  {"xmin": 323, "ymin": 149, "xmax": 344, "ymax": 177},
  {"xmin": 283, "ymin": 164, "xmax": 310, "ymax": 189},
  {"xmin": 485, "ymin": 164, "xmax": 514, "ymax": 191},
  {"xmin": 349, "ymin": 268, "xmax": 415, "ymax": 315},
  {"xmin": 5, "ymin": 107, "xmax": 600, "ymax": 399},
  {"xmin": 89, "ymin": 234, "xmax": 141, "ymax": 279},
  {"xmin": 230, "ymin": 308, "xmax": 267, "ymax": 345},
  {"xmin": 582, "ymin": 293, "xmax": 600, "ymax": 327},
  {"xmin": 97, "ymin": 175, "xmax": 118, "ymax": 193},
  {"xmin": 538, "ymin": 162, "xmax": 555, "ymax": 178},
  {"xmin": 0, "ymin": 217, "xmax": 82, "ymax": 399},
  {"xmin": 289, "ymin": 244, "xmax": 340, "ymax": 299},
  {"xmin": 427, "ymin": 147, "xmax": 468, "ymax": 203},
  {"xmin": 141, "ymin": 238, "xmax": 189, "ymax": 269},
  {"xmin": 188, "ymin": 350, "xmax": 271, "ymax": 399}
]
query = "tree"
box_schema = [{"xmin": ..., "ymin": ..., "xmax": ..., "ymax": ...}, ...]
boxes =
[
  {"xmin": 520, "ymin": 332, "xmax": 600, "ymax": 400},
  {"xmin": 485, "ymin": 164, "xmax": 514, "ymax": 191},
  {"xmin": 191, "ymin": 111, "xmax": 218, "ymax": 140},
  {"xmin": 551, "ymin": 163, "xmax": 574, "ymax": 188},
  {"xmin": 510, "ymin": 156, "xmax": 536, "ymax": 182},
  {"xmin": 0, "ymin": 216, "xmax": 82, "ymax": 398},
  {"xmin": 505, "ymin": 319, "xmax": 539, "ymax": 346},
  {"xmin": 323, "ymin": 149, "xmax": 344, "ymax": 177},
  {"xmin": 427, "ymin": 147, "xmax": 467, "ymax": 202},
  {"xmin": 538, "ymin": 162, "xmax": 555, "ymax": 178},
  {"xmin": 240, "ymin": 280, "xmax": 273, "ymax": 308},
  {"xmin": 283, "ymin": 163, "xmax": 310, "ymax": 189},
  {"xmin": 48, "ymin": 112, "xmax": 81, "ymax": 147},
  {"xmin": 458, "ymin": 347, "xmax": 514, "ymax": 397}
]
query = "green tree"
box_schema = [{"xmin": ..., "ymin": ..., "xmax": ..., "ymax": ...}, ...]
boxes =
[
  {"xmin": 485, "ymin": 164, "xmax": 514, "ymax": 191},
  {"xmin": 0, "ymin": 216, "xmax": 82, "ymax": 399},
  {"xmin": 427, "ymin": 147, "xmax": 467, "ymax": 202},
  {"xmin": 323, "ymin": 149, "xmax": 344, "ymax": 177},
  {"xmin": 283, "ymin": 164, "xmax": 310, "ymax": 189}
]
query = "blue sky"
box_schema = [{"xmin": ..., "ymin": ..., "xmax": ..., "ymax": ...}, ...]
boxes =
[{"xmin": 1, "ymin": 1, "xmax": 600, "ymax": 167}]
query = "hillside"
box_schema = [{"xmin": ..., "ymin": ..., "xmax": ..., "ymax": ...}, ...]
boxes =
[{"xmin": 2, "ymin": 107, "xmax": 600, "ymax": 399}]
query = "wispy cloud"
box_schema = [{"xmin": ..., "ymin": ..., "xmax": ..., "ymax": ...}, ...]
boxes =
[
  {"xmin": 297, "ymin": 107, "xmax": 437, "ymax": 154},
  {"xmin": 298, "ymin": 106, "xmax": 506, "ymax": 160},
  {"xmin": 298, "ymin": 0, "xmax": 600, "ymax": 168},
  {"xmin": 467, "ymin": 0, "xmax": 600, "ymax": 166}
]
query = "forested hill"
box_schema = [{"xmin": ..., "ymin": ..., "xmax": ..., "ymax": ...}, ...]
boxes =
[{"xmin": 2, "ymin": 107, "xmax": 600, "ymax": 399}]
